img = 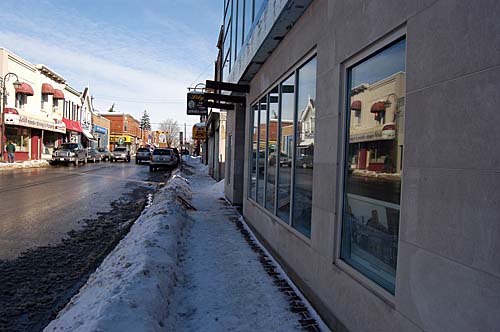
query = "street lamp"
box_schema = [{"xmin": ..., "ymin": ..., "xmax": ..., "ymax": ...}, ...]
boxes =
[{"xmin": 0, "ymin": 72, "xmax": 22, "ymax": 162}]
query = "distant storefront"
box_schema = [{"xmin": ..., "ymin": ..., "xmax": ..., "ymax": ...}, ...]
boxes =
[
  {"xmin": 93, "ymin": 125, "xmax": 108, "ymax": 149},
  {"xmin": 4, "ymin": 107, "xmax": 66, "ymax": 161},
  {"xmin": 109, "ymin": 134, "xmax": 135, "ymax": 151}
]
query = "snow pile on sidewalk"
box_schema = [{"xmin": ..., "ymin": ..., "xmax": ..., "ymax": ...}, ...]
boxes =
[
  {"xmin": 43, "ymin": 171, "xmax": 191, "ymax": 332},
  {"xmin": 0, "ymin": 159, "xmax": 50, "ymax": 170}
]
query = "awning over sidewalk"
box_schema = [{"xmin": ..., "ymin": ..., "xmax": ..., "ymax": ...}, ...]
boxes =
[
  {"xmin": 62, "ymin": 118, "xmax": 83, "ymax": 133},
  {"xmin": 82, "ymin": 129, "xmax": 97, "ymax": 141}
]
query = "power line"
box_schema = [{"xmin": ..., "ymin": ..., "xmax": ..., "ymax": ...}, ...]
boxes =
[{"xmin": 94, "ymin": 96, "xmax": 185, "ymax": 104}]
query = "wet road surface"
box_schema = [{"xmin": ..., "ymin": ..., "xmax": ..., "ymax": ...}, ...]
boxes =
[
  {"xmin": 0, "ymin": 160, "xmax": 164, "ymax": 260},
  {"xmin": 0, "ymin": 160, "xmax": 173, "ymax": 332}
]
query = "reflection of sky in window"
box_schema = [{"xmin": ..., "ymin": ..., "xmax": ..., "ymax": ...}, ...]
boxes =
[
  {"xmin": 351, "ymin": 39, "xmax": 406, "ymax": 87},
  {"xmin": 298, "ymin": 57, "xmax": 317, "ymax": 115},
  {"xmin": 281, "ymin": 74, "xmax": 295, "ymax": 122}
]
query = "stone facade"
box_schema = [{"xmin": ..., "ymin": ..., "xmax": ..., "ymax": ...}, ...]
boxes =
[{"xmin": 221, "ymin": 0, "xmax": 500, "ymax": 331}]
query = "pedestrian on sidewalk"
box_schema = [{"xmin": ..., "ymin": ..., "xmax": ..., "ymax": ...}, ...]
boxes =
[{"xmin": 6, "ymin": 141, "xmax": 15, "ymax": 163}]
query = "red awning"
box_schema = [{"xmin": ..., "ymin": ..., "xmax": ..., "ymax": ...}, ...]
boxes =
[
  {"xmin": 15, "ymin": 82, "xmax": 34, "ymax": 96},
  {"xmin": 370, "ymin": 101, "xmax": 387, "ymax": 113},
  {"xmin": 42, "ymin": 83, "xmax": 55, "ymax": 95},
  {"xmin": 62, "ymin": 118, "xmax": 83, "ymax": 133},
  {"xmin": 350, "ymin": 100, "xmax": 362, "ymax": 111},
  {"xmin": 4, "ymin": 108, "xmax": 19, "ymax": 115},
  {"xmin": 53, "ymin": 89, "xmax": 65, "ymax": 99}
]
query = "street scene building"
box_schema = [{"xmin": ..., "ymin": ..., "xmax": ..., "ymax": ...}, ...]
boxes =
[
  {"xmin": 102, "ymin": 113, "xmax": 141, "ymax": 153},
  {"xmin": 0, "ymin": 48, "xmax": 67, "ymax": 161},
  {"xmin": 92, "ymin": 112, "xmax": 111, "ymax": 150},
  {"xmin": 218, "ymin": 0, "xmax": 500, "ymax": 331}
]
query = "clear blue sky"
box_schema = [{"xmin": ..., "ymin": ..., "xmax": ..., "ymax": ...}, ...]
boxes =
[{"xmin": 0, "ymin": 0, "xmax": 223, "ymax": 134}]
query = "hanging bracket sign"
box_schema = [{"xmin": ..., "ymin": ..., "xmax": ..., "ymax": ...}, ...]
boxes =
[{"xmin": 187, "ymin": 91, "xmax": 207, "ymax": 115}]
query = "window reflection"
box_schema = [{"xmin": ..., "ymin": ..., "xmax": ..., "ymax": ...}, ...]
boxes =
[
  {"xmin": 341, "ymin": 38, "xmax": 406, "ymax": 294},
  {"xmin": 277, "ymin": 75, "xmax": 295, "ymax": 223},
  {"xmin": 244, "ymin": 0, "xmax": 252, "ymax": 41},
  {"xmin": 256, "ymin": 96, "xmax": 267, "ymax": 205},
  {"xmin": 265, "ymin": 86, "xmax": 279, "ymax": 212},
  {"xmin": 250, "ymin": 104, "xmax": 258, "ymax": 200},
  {"xmin": 292, "ymin": 57, "xmax": 316, "ymax": 237}
]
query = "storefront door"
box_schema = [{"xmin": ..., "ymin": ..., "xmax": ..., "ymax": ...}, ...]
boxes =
[{"xmin": 31, "ymin": 130, "xmax": 41, "ymax": 160}]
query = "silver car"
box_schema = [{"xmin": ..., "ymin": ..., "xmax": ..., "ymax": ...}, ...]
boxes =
[
  {"xmin": 110, "ymin": 147, "xmax": 130, "ymax": 162},
  {"xmin": 149, "ymin": 148, "xmax": 177, "ymax": 172}
]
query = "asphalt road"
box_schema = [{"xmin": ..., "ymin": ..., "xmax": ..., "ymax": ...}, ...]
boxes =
[{"xmin": 0, "ymin": 160, "xmax": 165, "ymax": 260}]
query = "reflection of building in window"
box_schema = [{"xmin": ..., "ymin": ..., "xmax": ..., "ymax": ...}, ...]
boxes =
[
  {"xmin": 298, "ymin": 98, "xmax": 315, "ymax": 159},
  {"xmin": 349, "ymin": 72, "xmax": 405, "ymax": 174}
]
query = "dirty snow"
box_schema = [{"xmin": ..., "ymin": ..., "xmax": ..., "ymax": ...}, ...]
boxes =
[
  {"xmin": 43, "ymin": 171, "xmax": 191, "ymax": 332},
  {"xmin": 44, "ymin": 156, "xmax": 329, "ymax": 332},
  {"xmin": 0, "ymin": 159, "xmax": 50, "ymax": 170}
]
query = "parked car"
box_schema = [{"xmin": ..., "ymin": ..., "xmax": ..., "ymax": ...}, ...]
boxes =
[
  {"xmin": 135, "ymin": 147, "xmax": 151, "ymax": 164},
  {"xmin": 172, "ymin": 148, "xmax": 180, "ymax": 166},
  {"xmin": 110, "ymin": 147, "xmax": 130, "ymax": 162},
  {"xmin": 51, "ymin": 143, "xmax": 87, "ymax": 166},
  {"xmin": 251, "ymin": 151, "xmax": 266, "ymax": 173},
  {"xmin": 268, "ymin": 152, "xmax": 292, "ymax": 167},
  {"xmin": 97, "ymin": 147, "xmax": 111, "ymax": 161},
  {"xmin": 87, "ymin": 147, "xmax": 102, "ymax": 163},
  {"xmin": 149, "ymin": 148, "xmax": 178, "ymax": 172},
  {"xmin": 297, "ymin": 154, "xmax": 314, "ymax": 169}
]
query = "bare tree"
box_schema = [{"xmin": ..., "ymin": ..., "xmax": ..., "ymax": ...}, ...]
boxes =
[{"xmin": 159, "ymin": 119, "xmax": 180, "ymax": 147}]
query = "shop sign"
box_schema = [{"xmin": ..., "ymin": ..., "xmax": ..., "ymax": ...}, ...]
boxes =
[
  {"xmin": 187, "ymin": 91, "xmax": 207, "ymax": 115},
  {"xmin": 110, "ymin": 135, "xmax": 133, "ymax": 143},
  {"xmin": 18, "ymin": 114, "xmax": 66, "ymax": 133},
  {"xmin": 94, "ymin": 125, "xmax": 107, "ymax": 134},
  {"xmin": 350, "ymin": 128, "xmax": 395, "ymax": 143},
  {"xmin": 192, "ymin": 124, "xmax": 206, "ymax": 139}
]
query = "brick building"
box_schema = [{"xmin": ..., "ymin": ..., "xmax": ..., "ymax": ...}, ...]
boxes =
[{"xmin": 101, "ymin": 113, "xmax": 140, "ymax": 153}]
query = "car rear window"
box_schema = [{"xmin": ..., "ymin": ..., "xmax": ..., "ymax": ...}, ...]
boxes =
[
  {"xmin": 138, "ymin": 148, "xmax": 150, "ymax": 152},
  {"xmin": 153, "ymin": 149, "xmax": 171, "ymax": 156},
  {"xmin": 114, "ymin": 148, "xmax": 126, "ymax": 152}
]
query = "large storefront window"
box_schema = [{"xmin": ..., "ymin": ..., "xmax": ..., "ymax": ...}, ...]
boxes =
[
  {"xmin": 292, "ymin": 57, "xmax": 316, "ymax": 237},
  {"xmin": 256, "ymin": 96, "xmax": 267, "ymax": 205},
  {"xmin": 341, "ymin": 38, "xmax": 406, "ymax": 294},
  {"xmin": 265, "ymin": 86, "xmax": 279, "ymax": 213},
  {"xmin": 250, "ymin": 105, "xmax": 258, "ymax": 199},
  {"xmin": 277, "ymin": 75, "xmax": 295, "ymax": 222},
  {"xmin": 247, "ymin": 54, "xmax": 316, "ymax": 238},
  {"xmin": 5, "ymin": 126, "xmax": 29, "ymax": 152},
  {"xmin": 43, "ymin": 131, "xmax": 62, "ymax": 155}
]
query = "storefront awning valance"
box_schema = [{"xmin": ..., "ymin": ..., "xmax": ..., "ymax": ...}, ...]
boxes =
[
  {"xmin": 350, "ymin": 100, "xmax": 362, "ymax": 111},
  {"xmin": 4, "ymin": 108, "xmax": 19, "ymax": 115},
  {"xmin": 298, "ymin": 138, "xmax": 314, "ymax": 147},
  {"xmin": 15, "ymin": 82, "xmax": 34, "ymax": 96},
  {"xmin": 370, "ymin": 101, "xmax": 387, "ymax": 113},
  {"xmin": 82, "ymin": 129, "xmax": 97, "ymax": 141},
  {"xmin": 62, "ymin": 118, "xmax": 83, "ymax": 133},
  {"xmin": 53, "ymin": 89, "xmax": 65, "ymax": 100},
  {"xmin": 41, "ymin": 83, "xmax": 55, "ymax": 95}
]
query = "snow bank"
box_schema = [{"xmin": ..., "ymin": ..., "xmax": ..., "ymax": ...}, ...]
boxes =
[
  {"xmin": 44, "ymin": 171, "xmax": 191, "ymax": 332},
  {"xmin": 0, "ymin": 160, "xmax": 50, "ymax": 170}
]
